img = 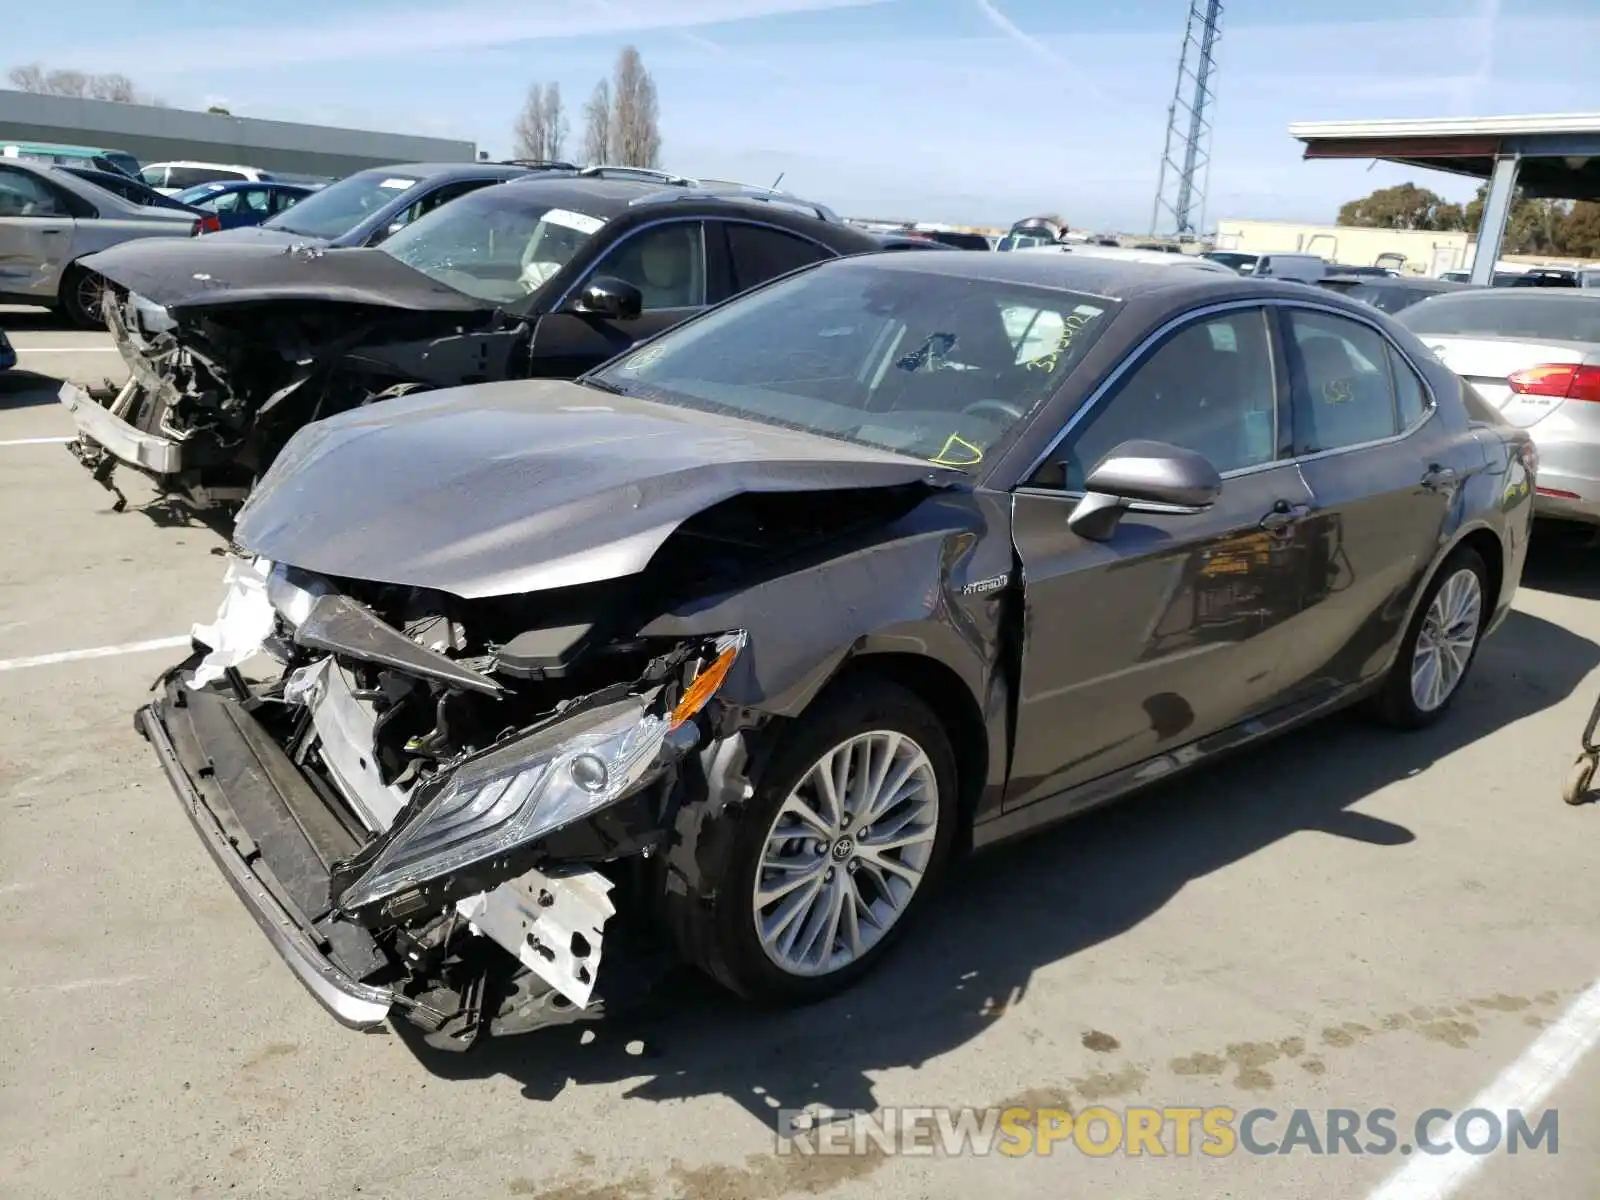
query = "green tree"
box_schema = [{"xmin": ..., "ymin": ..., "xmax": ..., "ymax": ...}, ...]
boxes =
[
  {"xmin": 1463, "ymin": 184, "xmax": 1573, "ymax": 254},
  {"xmin": 1560, "ymin": 201, "xmax": 1600, "ymax": 258},
  {"xmin": 1337, "ymin": 183, "xmax": 1465, "ymax": 231}
]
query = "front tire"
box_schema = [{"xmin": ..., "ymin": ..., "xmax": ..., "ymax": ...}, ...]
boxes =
[
  {"xmin": 688, "ymin": 676, "xmax": 959, "ymax": 1005},
  {"xmin": 1370, "ymin": 546, "xmax": 1489, "ymax": 729}
]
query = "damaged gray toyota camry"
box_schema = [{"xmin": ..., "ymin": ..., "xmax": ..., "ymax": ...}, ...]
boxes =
[{"xmin": 140, "ymin": 251, "xmax": 1536, "ymax": 1050}]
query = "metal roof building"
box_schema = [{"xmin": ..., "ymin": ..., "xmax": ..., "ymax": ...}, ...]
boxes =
[
  {"xmin": 1289, "ymin": 113, "xmax": 1600, "ymax": 285},
  {"xmin": 0, "ymin": 89, "xmax": 476, "ymax": 179}
]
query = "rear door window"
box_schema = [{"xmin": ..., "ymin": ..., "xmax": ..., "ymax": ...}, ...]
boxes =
[
  {"xmin": 1284, "ymin": 309, "xmax": 1402, "ymax": 453},
  {"xmin": 725, "ymin": 223, "xmax": 832, "ymax": 292}
]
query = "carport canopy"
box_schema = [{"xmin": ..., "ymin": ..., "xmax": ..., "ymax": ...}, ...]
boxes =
[{"xmin": 1287, "ymin": 113, "xmax": 1600, "ymax": 285}]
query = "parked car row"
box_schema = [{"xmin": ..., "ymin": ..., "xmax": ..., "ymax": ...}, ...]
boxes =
[{"xmin": 32, "ymin": 161, "xmax": 1543, "ymax": 1049}]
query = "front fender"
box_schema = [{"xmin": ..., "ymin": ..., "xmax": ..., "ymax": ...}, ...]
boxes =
[{"xmin": 639, "ymin": 491, "xmax": 1012, "ymax": 717}]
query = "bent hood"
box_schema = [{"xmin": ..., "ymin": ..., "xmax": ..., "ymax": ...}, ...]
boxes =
[
  {"xmin": 234, "ymin": 378, "xmax": 961, "ymax": 599},
  {"xmin": 80, "ymin": 238, "xmax": 490, "ymax": 314},
  {"xmin": 201, "ymin": 224, "xmax": 326, "ymax": 248}
]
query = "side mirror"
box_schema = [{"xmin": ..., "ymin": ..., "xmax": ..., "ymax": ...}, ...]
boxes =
[
  {"xmin": 1068, "ymin": 439, "xmax": 1222, "ymax": 541},
  {"xmin": 571, "ymin": 275, "xmax": 643, "ymax": 320}
]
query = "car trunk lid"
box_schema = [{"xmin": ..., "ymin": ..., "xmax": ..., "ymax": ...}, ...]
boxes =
[{"xmin": 1420, "ymin": 335, "xmax": 1596, "ymax": 427}]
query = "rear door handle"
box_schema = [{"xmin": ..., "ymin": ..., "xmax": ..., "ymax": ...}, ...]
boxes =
[
  {"xmin": 1259, "ymin": 502, "xmax": 1311, "ymax": 532},
  {"xmin": 1422, "ymin": 464, "xmax": 1458, "ymax": 490}
]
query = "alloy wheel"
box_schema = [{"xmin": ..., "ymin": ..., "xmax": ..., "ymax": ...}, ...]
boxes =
[
  {"xmin": 1410, "ymin": 566, "xmax": 1483, "ymax": 713},
  {"xmin": 752, "ymin": 730, "xmax": 940, "ymax": 978},
  {"xmin": 75, "ymin": 271, "xmax": 105, "ymax": 325}
]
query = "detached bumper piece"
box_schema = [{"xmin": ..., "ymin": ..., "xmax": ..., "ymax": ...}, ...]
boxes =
[
  {"xmin": 59, "ymin": 382, "xmax": 183, "ymax": 476},
  {"xmin": 138, "ymin": 677, "xmax": 395, "ymax": 1029}
]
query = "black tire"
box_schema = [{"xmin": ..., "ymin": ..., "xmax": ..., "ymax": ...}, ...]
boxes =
[
  {"xmin": 681, "ymin": 676, "xmax": 960, "ymax": 1006},
  {"xmin": 61, "ymin": 265, "xmax": 107, "ymax": 330},
  {"xmin": 1369, "ymin": 545, "xmax": 1490, "ymax": 730}
]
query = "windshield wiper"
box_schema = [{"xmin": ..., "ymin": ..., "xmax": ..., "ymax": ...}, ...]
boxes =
[{"xmin": 576, "ymin": 376, "xmax": 628, "ymax": 396}]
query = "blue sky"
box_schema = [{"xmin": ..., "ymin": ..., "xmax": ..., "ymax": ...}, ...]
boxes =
[{"xmin": 8, "ymin": 0, "xmax": 1599, "ymax": 228}]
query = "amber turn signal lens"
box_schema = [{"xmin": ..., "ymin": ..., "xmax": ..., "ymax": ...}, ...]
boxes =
[{"xmin": 669, "ymin": 644, "xmax": 740, "ymax": 730}]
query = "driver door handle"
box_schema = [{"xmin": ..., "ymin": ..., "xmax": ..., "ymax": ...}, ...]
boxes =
[{"xmin": 1259, "ymin": 501, "xmax": 1310, "ymax": 532}]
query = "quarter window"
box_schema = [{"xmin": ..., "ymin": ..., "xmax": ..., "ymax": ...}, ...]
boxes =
[
  {"xmin": 1388, "ymin": 346, "xmax": 1429, "ymax": 430},
  {"xmin": 587, "ymin": 222, "xmax": 706, "ymax": 310},
  {"xmin": 1047, "ymin": 308, "xmax": 1279, "ymax": 490},
  {"xmin": 1285, "ymin": 309, "xmax": 1402, "ymax": 454}
]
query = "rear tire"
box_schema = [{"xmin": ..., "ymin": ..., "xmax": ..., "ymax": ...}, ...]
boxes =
[
  {"xmin": 61, "ymin": 265, "xmax": 107, "ymax": 330},
  {"xmin": 1369, "ymin": 546, "xmax": 1489, "ymax": 730},
  {"xmin": 679, "ymin": 676, "xmax": 959, "ymax": 1006}
]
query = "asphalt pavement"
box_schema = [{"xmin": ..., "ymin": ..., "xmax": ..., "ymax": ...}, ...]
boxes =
[{"xmin": 2, "ymin": 304, "xmax": 1599, "ymax": 1200}]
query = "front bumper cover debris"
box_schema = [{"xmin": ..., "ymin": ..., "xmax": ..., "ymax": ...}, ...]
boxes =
[{"xmin": 137, "ymin": 684, "xmax": 396, "ymax": 1029}]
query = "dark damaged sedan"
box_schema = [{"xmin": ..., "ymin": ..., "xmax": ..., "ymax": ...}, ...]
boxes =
[
  {"xmin": 140, "ymin": 252, "xmax": 1536, "ymax": 1048},
  {"xmin": 57, "ymin": 172, "xmax": 880, "ymax": 510}
]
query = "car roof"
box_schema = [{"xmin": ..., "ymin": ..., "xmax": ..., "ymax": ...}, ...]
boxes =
[
  {"xmin": 1324, "ymin": 274, "xmax": 1458, "ymax": 288},
  {"xmin": 354, "ymin": 161, "xmax": 532, "ymax": 181},
  {"xmin": 1433, "ymin": 288, "xmax": 1600, "ymax": 304},
  {"xmin": 176, "ymin": 178, "xmax": 311, "ymax": 191},
  {"xmin": 480, "ymin": 172, "xmax": 858, "ymax": 231},
  {"xmin": 145, "ymin": 160, "xmax": 259, "ymax": 170},
  {"xmin": 837, "ymin": 245, "xmax": 1296, "ymax": 302}
]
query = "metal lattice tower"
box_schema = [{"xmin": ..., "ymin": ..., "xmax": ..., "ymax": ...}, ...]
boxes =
[{"xmin": 1150, "ymin": 0, "xmax": 1223, "ymax": 238}]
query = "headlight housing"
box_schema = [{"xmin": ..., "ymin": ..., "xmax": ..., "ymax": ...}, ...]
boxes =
[{"xmin": 336, "ymin": 632, "xmax": 745, "ymax": 915}]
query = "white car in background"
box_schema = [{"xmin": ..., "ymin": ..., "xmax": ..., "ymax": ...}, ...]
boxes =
[
  {"xmin": 139, "ymin": 161, "xmax": 275, "ymax": 196},
  {"xmin": 1017, "ymin": 242, "xmax": 1237, "ymax": 273},
  {"xmin": 1398, "ymin": 289, "xmax": 1600, "ymax": 525},
  {"xmin": 0, "ymin": 159, "xmax": 200, "ymax": 326}
]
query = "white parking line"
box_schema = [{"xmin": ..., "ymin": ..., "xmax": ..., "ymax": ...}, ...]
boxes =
[
  {"xmin": 0, "ymin": 635, "xmax": 190, "ymax": 673},
  {"xmin": 1365, "ymin": 976, "xmax": 1600, "ymax": 1200},
  {"xmin": 0, "ymin": 437, "xmax": 73, "ymax": 447},
  {"xmin": 10, "ymin": 347, "xmax": 120, "ymax": 353}
]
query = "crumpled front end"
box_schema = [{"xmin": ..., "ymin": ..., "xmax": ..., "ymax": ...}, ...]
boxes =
[
  {"xmin": 61, "ymin": 272, "xmax": 524, "ymax": 512},
  {"xmin": 140, "ymin": 555, "xmax": 746, "ymax": 1048}
]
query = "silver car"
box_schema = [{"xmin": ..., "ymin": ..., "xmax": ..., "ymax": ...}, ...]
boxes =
[
  {"xmin": 1398, "ymin": 290, "xmax": 1600, "ymax": 524},
  {"xmin": 0, "ymin": 160, "xmax": 198, "ymax": 327}
]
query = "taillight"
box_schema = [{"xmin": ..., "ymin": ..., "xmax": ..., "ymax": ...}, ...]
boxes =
[
  {"xmin": 1507, "ymin": 363, "xmax": 1600, "ymax": 402},
  {"xmin": 192, "ymin": 214, "xmax": 221, "ymax": 236}
]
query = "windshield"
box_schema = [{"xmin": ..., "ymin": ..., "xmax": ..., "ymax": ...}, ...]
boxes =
[
  {"xmin": 1398, "ymin": 294, "xmax": 1600, "ymax": 342},
  {"xmin": 379, "ymin": 187, "xmax": 605, "ymax": 304},
  {"xmin": 589, "ymin": 259, "xmax": 1117, "ymax": 469},
  {"xmin": 263, "ymin": 170, "xmax": 418, "ymax": 238}
]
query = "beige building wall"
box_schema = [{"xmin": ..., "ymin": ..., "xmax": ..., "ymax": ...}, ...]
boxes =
[{"xmin": 1214, "ymin": 219, "xmax": 1471, "ymax": 276}]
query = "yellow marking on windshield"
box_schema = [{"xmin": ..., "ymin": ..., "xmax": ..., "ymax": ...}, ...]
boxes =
[
  {"xmin": 1024, "ymin": 310, "xmax": 1097, "ymax": 373},
  {"xmin": 931, "ymin": 433, "xmax": 984, "ymax": 467}
]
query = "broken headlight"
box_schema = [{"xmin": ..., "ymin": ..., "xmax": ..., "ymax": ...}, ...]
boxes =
[{"xmin": 337, "ymin": 633, "xmax": 745, "ymax": 914}]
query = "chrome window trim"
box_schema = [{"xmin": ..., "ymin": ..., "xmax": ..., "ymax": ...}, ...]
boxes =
[
  {"xmin": 1018, "ymin": 295, "xmax": 1445, "ymax": 488},
  {"xmin": 1017, "ymin": 298, "xmax": 1276, "ymax": 484}
]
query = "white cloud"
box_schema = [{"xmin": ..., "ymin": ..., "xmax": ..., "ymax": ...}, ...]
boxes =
[
  {"xmin": 68, "ymin": 0, "xmax": 889, "ymax": 74},
  {"xmin": 971, "ymin": 0, "xmax": 1118, "ymax": 105}
]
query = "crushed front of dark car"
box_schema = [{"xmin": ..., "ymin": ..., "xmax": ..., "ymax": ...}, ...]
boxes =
[{"xmin": 60, "ymin": 238, "xmax": 523, "ymax": 511}]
